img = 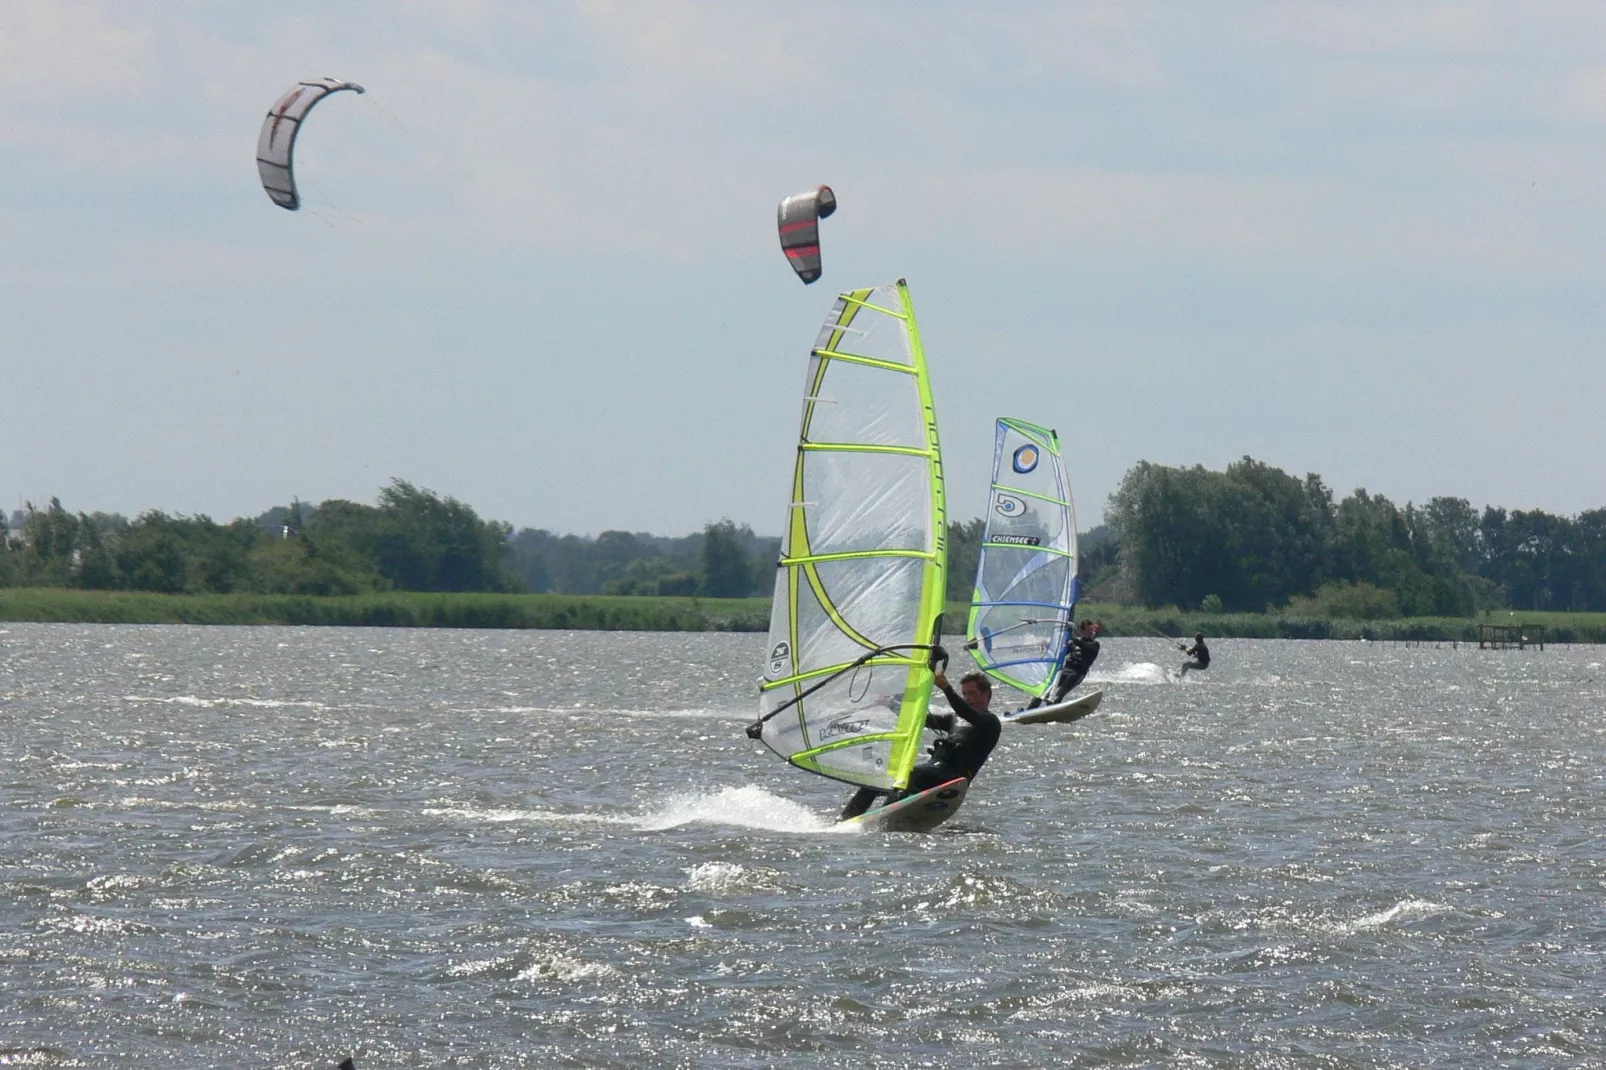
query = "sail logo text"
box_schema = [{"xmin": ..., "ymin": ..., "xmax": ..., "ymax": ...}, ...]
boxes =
[
  {"xmin": 991, "ymin": 534, "xmax": 1041, "ymax": 546},
  {"xmin": 767, "ymin": 641, "xmax": 791, "ymax": 678},
  {"xmin": 821, "ymin": 716, "xmax": 871, "ymax": 739},
  {"xmin": 994, "ymin": 494, "xmax": 1026, "ymax": 518}
]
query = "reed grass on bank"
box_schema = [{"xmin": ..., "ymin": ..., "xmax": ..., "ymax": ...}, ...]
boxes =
[
  {"xmin": 1062, "ymin": 604, "xmax": 1606, "ymax": 644},
  {"xmin": 0, "ymin": 589, "xmax": 772, "ymax": 632},
  {"xmin": 3, "ymin": 589, "xmax": 1601, "ymax": 642},
  {"xmin": 946, "ymin": 602, "xmax": 1606, "ymax": 644}
]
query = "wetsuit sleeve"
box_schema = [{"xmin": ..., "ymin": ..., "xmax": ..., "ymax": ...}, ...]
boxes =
[
  {"xmin": 937, "ymin": 681, "xmax": 998, "ymax": 729},
  {"xmin": 925, "ymin": 711, "xmax": 955, "ymax": 732}
]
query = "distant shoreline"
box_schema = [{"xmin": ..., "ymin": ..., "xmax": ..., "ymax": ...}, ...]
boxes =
[
  {"xmin": 0, "ymin": 589, "xmax": 1598, "ymax": 643},
  {"xmin": 1069, "ymin": 605, "xmax": 1605, "ymax": 645},
  {"xmin": 0, "ymin": 589, "xmax": 771, "ymax": 632}
]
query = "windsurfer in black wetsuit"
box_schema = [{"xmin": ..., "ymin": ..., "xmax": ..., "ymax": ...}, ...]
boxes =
[
  {"xmin": 840, "ymin": 667, "xmax": 1002, "ymax": 820},
  {"xmin": 1179, "ymin": 633, "xmax": 1210, "ymax": 677},
  {"xmin": 1028, "ymin": 618, "xmax": 1103, "ymax": 708}
]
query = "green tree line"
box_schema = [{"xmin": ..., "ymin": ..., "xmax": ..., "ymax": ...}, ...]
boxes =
[
  {"xmin": 507, "ymin": 522, "xmax": 777, "ymax": 598},
  {"xmin": 1104, "ymin": 456, "xmax": 1606, "ymax": 616},
  {"xmin": 14, "ymin": 458, "xmax": 1585, "ymax": 617},
  {"xmin": 0, "ymin": 481, "xmax": 778, "ymax": 601}
]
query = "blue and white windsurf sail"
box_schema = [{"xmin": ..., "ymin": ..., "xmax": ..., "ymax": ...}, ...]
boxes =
[{"xmin": 965, "ymin": 418, "xmax": 1078, "ymax": 699}]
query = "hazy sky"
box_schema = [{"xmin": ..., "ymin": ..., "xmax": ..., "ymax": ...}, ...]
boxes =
[{"xmin": 6, "ymin": 2, "xmax": 1606, "ymax": 536}]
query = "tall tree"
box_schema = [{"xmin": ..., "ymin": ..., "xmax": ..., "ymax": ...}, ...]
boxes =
[
  {"xmin": 701, "ymin": 519, "xmax": 753, "ymax": 598},
  {"xmin": 946, "ymin": 518, "xmax": 985, "ymax": 603}
]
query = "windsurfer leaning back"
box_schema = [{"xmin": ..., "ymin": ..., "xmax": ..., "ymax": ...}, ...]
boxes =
[
  {"xmin": 840, "ymin": 665, "xmax": 1002, "ymax": 820},
  {"xmin": 1027, "ymin": 618, "xmax": 1103, "ymax": 709}
]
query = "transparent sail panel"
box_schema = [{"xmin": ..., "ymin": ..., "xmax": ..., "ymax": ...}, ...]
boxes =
[{"xmin": 798, "ymin": 357, "xmax": 925, "ymax": 450}]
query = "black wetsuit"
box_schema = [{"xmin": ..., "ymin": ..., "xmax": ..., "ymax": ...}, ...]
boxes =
[
  {"xmin": 1024, "ymin": 634, "xmax": 1100, "ymax": 709},
  {"xmin": 840, "ymin": 681, "xmax": 1002, "ymax": 819},
  {"xmin": 1180, "ymin": 639, "xmax": 1210, "ymax": 676}
]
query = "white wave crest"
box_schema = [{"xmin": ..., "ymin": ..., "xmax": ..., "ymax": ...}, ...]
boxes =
[
  {"xmin": 1349, "ymin": 898, "xmax": 1450, "ymax": 931},
  {"xmin": 421, "ymin": 805, "xmax": 636, "ymax": 827},
  {"xmin": 682, "ymin": 860, "xmax": 783, "ymax": 894},
  {"xmin": 122, "ymin": 694, "xmax": 326, "ymax": 710},
  {"xmin": 427, "ymin": 787, "xmax": 840, "ymax": 835},
  {"xmin": 514, "ymin": 951, "xmax": 620, "ymax": 983},
  {"xmin": 1090, "ymin": 662, "xmax": 1170, "ymax": 685},
  {"xmin": 636, "ymin": 785, "xmax": 838, "ymax": 834}
]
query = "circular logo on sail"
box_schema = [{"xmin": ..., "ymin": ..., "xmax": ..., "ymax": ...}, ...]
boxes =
[
  {"xmin": 766, "ymin": 640, "xmax": 791, "ymax": 678},
  {"xmin": 1012, "ymin": 444, "xmax": 1040, "ymax": 474},
  {"xmin": 994, "ymin": 493, "xmax": 1026, "ymax": 518}
]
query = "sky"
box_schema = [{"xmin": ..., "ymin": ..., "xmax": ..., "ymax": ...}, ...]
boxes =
[{"xmin": 5, "ymin": 2, "xmax": 1606, "ymax": 537}]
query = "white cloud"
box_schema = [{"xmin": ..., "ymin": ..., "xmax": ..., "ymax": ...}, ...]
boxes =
[
  {"xmin": 0, "ymin": 3, "xmax": 156, "ymax": 98},
  {"xmin": 7, "ymin": 1, "xmax": 1606, "ymax": 527}
]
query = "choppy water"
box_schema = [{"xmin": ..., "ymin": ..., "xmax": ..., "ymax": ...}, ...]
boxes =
[{"xmin": 1, "ymin": 624, "xmax": 1604, "ymax": 1068}]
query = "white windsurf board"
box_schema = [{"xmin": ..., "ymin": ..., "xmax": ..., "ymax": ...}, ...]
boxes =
[{"xmin": 1003, "ymin": 688, "xmax": 1103, "ymax": 726}]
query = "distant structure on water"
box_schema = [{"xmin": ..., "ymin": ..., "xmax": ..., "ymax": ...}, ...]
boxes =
[{"xmin": 1478, "ymin": 624, "xmax": 1545, "ymax": 650}]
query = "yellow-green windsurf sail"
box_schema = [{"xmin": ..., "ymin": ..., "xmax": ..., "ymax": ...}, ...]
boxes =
[{"xmin": 755, "ymin": 280, "xmax": 948, "ymax": 791}]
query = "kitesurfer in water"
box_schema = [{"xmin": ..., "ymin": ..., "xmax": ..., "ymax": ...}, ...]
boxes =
[
  {"xmin": 1028, "ymin": 619, "xmax": 1103, "ymax": 708},
  {"xmin": 1179, "ymin": 633, "xmax": 1210, "ymax": 677},
  {"xmin": 840, "ymin": 666, "xmax": 1002, "ymax": 820}
]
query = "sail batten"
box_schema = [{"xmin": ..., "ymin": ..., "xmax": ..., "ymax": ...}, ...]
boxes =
[
  {"xmin": 811, "ymin": 349, "xmax": 920, "ymax": 373},
  {"xmin": 755, "ymin": 281, "xmax": 947, "ymax": 791},
  {"xmin": 966, "ymin": 418, "xmax": 1078, "ymax": 699}
]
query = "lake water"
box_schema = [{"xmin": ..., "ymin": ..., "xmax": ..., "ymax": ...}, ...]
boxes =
[{"xmin": 1, "ymin": 624, "xmax": 1603, "ymax": 1068}]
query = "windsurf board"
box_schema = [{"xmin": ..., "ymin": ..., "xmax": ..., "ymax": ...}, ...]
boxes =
[
  {"xmin": 1004, "ymin": 688, "xmax": 1103, "ymax": 726},
  {"xmin": 838, "ymin": 777, "xmax": 969, "ymax": 833}
]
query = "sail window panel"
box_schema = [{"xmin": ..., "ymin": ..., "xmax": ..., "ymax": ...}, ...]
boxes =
[
  {"xmin": 791, "ymin": 559, "xmax": 865, "ymax": 679},
  {"xmin": 813, "ymin": 285, "xmax": 914, "ymax": 368},
  {"xmin": 800, "ymin": 452, "xmax": 933, "ymax": 556},
  {"xmin": 811, "ymin": 711, "xmax": 899, "ymax": 784},
  {"xmin": 764, "ymin": 671, "xmax": 903, "ymax": 772},
  {"xmin": 971, "ymin": 621, "xmax": 1061, "ymax": 690},
  {"xmin": 974, "ymin": 550, "xmax": 1071, "ymax": 691},
  {"xmin": 812, "ymin": 555, "xmax": 927, "ymax": 665},
  {"xmin": 781, "ymin": 555, "xmax": 928, "ymax": 681},
  {"xmin": 987, "ymin": 487, "xmax": 1069, "ymax": 550},
  {"xmin": 799, "ymin": 358, "xmax": 925, "ymax": 450},
  {"xmin": 979, "ymin": 545, "xmax": 1072, "ymax": 609},
  {"xmin": 760, "ymin": 555, "xmax": 924, "ymax": 790},
  {"xmin": 993, "ymin": 427, "xmax": 1075, "ymax": 550}
]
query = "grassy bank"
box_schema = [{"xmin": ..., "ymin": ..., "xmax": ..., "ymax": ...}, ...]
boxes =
[
  {"xmin": 2, "ymin": 588, "xmax": 1599, "ymax": 642},
  {"xmin": 1058, "ymin": 604, "xmax": 1606, "ymax": 644},
  {"xmin": 0, "ymin": 589, "xmax": 772, "ymax": 631}
]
